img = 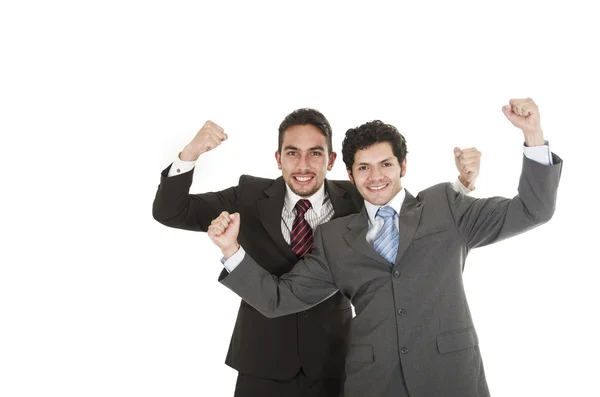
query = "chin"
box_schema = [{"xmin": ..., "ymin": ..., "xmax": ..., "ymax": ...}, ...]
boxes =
[
  {"xmin": 292, "ymin": 184, "xmax": 318, "ymax": 198},
  {"xmin": 366, "ymin": 195, "xmax": 390, "ymax": 206}
]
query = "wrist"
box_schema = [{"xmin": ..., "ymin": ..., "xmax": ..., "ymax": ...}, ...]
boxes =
[
  {"xmin": 523, "ymin": 129, "xmax": 544, "ymax": 147},
  {"xmin": 179, "ymin": 145, "xmax": 202, "ymax": 161},
  {"xmin": 222, "ymin": 243, "xmax": 240, "ymax": 260},
  {"xmin": 459, "ymin": 175, "xmax": 474, "ymax": 191}
]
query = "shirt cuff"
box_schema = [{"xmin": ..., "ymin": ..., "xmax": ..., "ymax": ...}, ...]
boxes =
[
  {"xmin": 453, "ymin": 177, "xmax": 473, "ymax": 194},
  {"xmin": 167, "ymin": 156, "xmax": 196, "ymax": 177},
  {"xmin": 221, "ymin": 246, "xmax": 245, "ymax": 273},
  {"xmin": 523, "ymin": 141, "xmax": 553, "ymax": 166}
]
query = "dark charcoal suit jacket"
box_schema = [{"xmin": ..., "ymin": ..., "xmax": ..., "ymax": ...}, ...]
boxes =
[{"xmin": 153, "ymin": 166, "xmax": 364, "ymax": 379}]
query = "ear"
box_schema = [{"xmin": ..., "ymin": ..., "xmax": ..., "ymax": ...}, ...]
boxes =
[
  {"xmin": 346, "ymin": 168, "xmax": 355, "ymax": 184},
  {"xmin": 275, "ymin": 151, "xmax": 282, "ymax": 170},
  {"xmin": 327, "ymin": 152, "xmax": 337, "ymax": 171},
  {"xmin": 400, "ymin": 157, "xmax": 407, "ymax": 177}
]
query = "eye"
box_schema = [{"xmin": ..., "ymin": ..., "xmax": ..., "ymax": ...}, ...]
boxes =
[
  {"xmin": 357, "ymin": 165, "xmax": 368, "ymax": 171},
  {"xmin": 286, "ymin": 151, "xmax": 297, "ymax": 156},
  {"xmin": 382, "ymin": 162, "xmax": 392, "ymax": 167},
  {"xmin": 311, "ymin": 151, "xmax": 322, "ymax": 156}
]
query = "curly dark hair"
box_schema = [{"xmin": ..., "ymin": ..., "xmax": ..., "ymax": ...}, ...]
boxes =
[
  {"xmin": 341, "ymin": 120, "xmax": 408, "ymax": 171},
  {"xmin": 278, "ymin": 108, "xmax": 333, "ymax": 155}
]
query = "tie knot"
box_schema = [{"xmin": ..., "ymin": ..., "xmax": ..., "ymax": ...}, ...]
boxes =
[
  {"xmin": 295, "ymin": 199, "xmax": 312, "ymax": 216},
  {"xmin": 376, "ymin": 205, "xmax": 396, "ymax": 220}
]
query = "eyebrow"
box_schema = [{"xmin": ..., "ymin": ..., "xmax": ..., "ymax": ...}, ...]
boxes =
[
  {"xmin": 356, "ymin": 157, "xmax": 395, "ymax": 166},
  {"xmin": 284, "ymin": 145, "xmax": 326, "ymax": 152}
]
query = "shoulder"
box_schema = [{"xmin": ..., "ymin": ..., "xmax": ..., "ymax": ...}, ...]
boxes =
[
  {"xmin": 328, "ymin": 179, "xmax": 355, "ymax": 192},
  {"xmin": 415, "ymin": 182, "xmax": 479, "ymax": 216},
  {"xmin": 232, "ymin": 175, "xmax": 279, "ymax": 199},
  {"xmin": 318, "ymin": 211, "xmax": 360, "ymax": 233},
  {"xmin": 416, "ymin": 182, "xmax": 455, "ymax": 201},
  {"xmin": 411, "ymin": 183, "xmax": 461, "ymax": 212},
  {"xmin": 239, "ymin": 174, "xmax": 275, "ymax": 187},
  {"xmin": 327, "ymin": 179, "xmax": 362, "ymax": 201}
]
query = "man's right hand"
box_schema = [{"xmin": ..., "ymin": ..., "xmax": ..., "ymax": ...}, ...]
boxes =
[
  {"xmin": 179, "ymin": 120, "xmax": 228, "ymax": 161},
  {"xmin": 207, "ymin": 211, "xmax": 241, "ymax": 259}
]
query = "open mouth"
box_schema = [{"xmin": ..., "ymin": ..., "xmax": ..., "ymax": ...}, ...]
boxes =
[
  {"xmin": 293, "ymin": 175, "xmax": 315, "ymax": 184},
  {"xmin": 367, "ymin": 183, "xmax": 389, "ymax": 192}
]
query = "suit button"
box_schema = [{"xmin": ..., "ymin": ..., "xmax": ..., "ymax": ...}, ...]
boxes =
[
  {"xmin": 401, "ymin": 347, "xmax": 409, "ymax": 354},
  {"xmin": 397, "ymin": 308, "xmax": 406, "ymax": 316},
  {"xmin": 393, "ymin": 270, "xmax": 401, "ymax": 278}
]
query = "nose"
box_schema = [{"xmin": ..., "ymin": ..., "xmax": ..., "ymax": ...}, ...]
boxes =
[
  {"xmin": 297, "ymin": 153, "xmax": 311, "ymax": 171},
  {"xmin": 369, "ymin": 166, "xmax": 382, "ymax": 180}
]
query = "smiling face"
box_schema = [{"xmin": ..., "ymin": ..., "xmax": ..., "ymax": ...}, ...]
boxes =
[
  {"xmin": 275, "ymin": 124, "xmax": 337, "ymax": 197},
  {"xmin": 347, "ymin": 141, "xmax": 406, "ymax": 205}
]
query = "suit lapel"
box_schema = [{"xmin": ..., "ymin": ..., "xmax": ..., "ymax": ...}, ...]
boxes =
[
  {"xmin": 343, "ymin": 190, "xmax": 423, "ymax": 269},
  {"xmin": 325, "ymin": 179, "xmax": 355, "ymax": 218},
  {"xmin": 344, "ymin": 208, "xmax": 391, "ymax": 267},
  {"xmin": 257, "ymin": 178, "xmax": 362, "ymax": 264},
  {"xmin": 394, "ymin": 190, "xmax": 423, "ymax": 266},
  {"xmin": 256, "ymin": 178, "xmax": 298, "ymax": 263}
]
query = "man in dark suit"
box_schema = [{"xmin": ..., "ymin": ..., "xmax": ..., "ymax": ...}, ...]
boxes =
[
  {"xmin": 152, "ymin": 109, "xmax": 480, "ymax": 397},
  {"xmin": 207, "ymin": 98, "xmax": 562, "ymax": 397}
]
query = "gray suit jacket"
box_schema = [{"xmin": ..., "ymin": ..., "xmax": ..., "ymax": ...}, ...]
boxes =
[{"xmin": 220, "ymin": 154, "xmax": 562, "ymax": 397}]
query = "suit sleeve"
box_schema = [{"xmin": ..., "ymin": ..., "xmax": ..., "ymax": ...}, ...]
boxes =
[
  {"xmin": 152, "ymin": 164, "xmax": 240, "ymax": 232},
  {"xmin": 218, "ymin": 226, "xmax": 339, "ymax": 318},
  {"xmin": 448, "ymin": 153, "xmax": 562, "ymax": 249}
]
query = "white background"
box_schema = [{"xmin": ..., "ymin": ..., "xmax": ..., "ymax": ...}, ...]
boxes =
[{"xmin": 1, "ymin": 1, "xmax": 598, "ymax": 396}]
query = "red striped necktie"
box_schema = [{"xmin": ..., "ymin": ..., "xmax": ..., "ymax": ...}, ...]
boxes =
[{"xmin": 291, "ymin": 199, "xmax": 313, "ymax": 258}]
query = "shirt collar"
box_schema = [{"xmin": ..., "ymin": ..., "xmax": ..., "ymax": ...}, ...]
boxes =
[
  {"xmin": 284, "ymin": 182, "xmax": 326, "ymax": 215},
  {"xmin": 364, "ymin": 188, "xmax": 406, "ymax": 226}
]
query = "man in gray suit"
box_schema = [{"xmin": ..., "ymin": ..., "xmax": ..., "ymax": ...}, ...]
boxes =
[{"xmin": 207, "ymin": 98, "xmax": 562, "ymax": 397}]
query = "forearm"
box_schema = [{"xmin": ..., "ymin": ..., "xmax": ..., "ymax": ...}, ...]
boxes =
[
  {"xmin": 454, "ymin": 177, "xmax": 474, "ymax": 193},
  {"xmin": 523, "ymin": 129, "xmax": 545, "ymax": 147},
  {"xmin": 152, "ymin": 164, "xmax": 200, "ymax": 228},
  {"xmin": 219, "ymin": 252, "xmax": 339, "ymax": 318},
  {"xmin": 179, "ymin": 143, "xmax": 208, "ymax": 162},
  {"xmin": 512, "ymin": 153, "xmax": 561, "ymax": 223},
  {"xmin": 457, "ymin": 154, "xmax": 562, "ymax": 248},
  {"xmin": 152, "ymin": 165, "xmax": 239, "ymax": 231}
]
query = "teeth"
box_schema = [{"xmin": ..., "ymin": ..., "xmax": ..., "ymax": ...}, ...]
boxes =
[
  {"xmin": 295, "ymin": 176, "xmax": 312, "ymax": 182},
  {"xmin": 369, "ymin": 185, "xmax": 386, "ymax": 191}
]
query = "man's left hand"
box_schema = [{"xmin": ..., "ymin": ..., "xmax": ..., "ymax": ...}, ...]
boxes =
[
  {"xmin": 502, "ymin": 98, "xmax": 544, "ymax": 146},
  {"xmin": 454, "ymin": 147, "xmax": 481, "ymax": 191}
]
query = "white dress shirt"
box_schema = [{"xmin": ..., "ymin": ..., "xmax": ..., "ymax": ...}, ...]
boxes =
[{"xmin": 281, "ymin": 184, "xmax": 335, "ymax": 245}]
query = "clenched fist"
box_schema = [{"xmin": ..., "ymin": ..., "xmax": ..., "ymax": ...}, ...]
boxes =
[
  {"xmin": 207, "ymin": 211, "xmax": 241, "ymax": 259},
  {"xmin": 502, "ymin": 98, "xmax": 544, "ymax": 146},
  {"xmin": 180, "ymin": 120, "xmax": 228, "ymax": 161},
  {"xmin": 454, "ymin": 147, "xmax": 481, "ymax": 190}
]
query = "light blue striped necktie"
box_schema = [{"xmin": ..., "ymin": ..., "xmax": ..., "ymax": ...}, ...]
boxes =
[{"xmin": 373, "ymin": 205, "xmax": 399, "ymax": 265}]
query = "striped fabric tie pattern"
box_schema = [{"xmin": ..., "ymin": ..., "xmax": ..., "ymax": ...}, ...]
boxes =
[
  {"xmin": 372, "ymin": 205, "xmax": 399, "ymax": 264},
  {"xmin": 291, "ymin": 199, "xmax": 314, "ymax": 258}
]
